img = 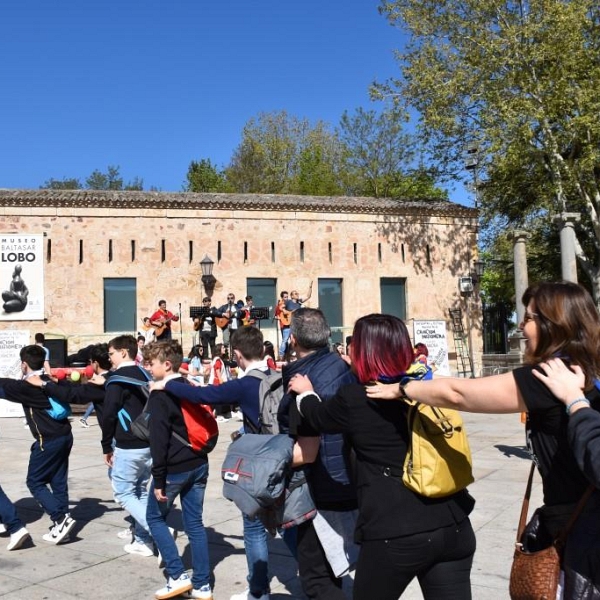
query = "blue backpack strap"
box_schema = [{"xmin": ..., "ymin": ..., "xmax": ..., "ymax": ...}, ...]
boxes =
[{"xmin": 106, "ymin": 369, "xmax": 151, "ymax": 432}]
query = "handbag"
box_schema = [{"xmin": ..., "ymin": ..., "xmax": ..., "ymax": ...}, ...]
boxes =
[
  {"xmin": 509, "ymin": 462, "xmax": 594, "ymax": 600},
  {"xmin": 402, "ymin": 400, "xmax": 474, "ymax": 498}
]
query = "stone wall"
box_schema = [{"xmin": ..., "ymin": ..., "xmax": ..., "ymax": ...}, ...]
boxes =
[{"xmin": 0, "ymin": 190, "xmax": 482, "ymax": 370}]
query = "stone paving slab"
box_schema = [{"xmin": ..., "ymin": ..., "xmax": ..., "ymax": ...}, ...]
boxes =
[{"xmin": 0, "ymin": 410, "xmax": 541, "ymax": 599}]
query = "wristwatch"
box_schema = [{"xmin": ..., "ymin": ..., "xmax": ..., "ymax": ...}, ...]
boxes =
[{"xmin": 398, "ymin": 382, "xmax": 410, "ymax": 400}]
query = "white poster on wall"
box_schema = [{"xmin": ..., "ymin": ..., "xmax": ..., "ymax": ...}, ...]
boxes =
[
  {"xmin": 413, "ymin": 320, "xmax": 450, "ymax": 376},
  {"xmin": 0, "ymin": 234, "xmax": 45, "ymax": 321},
  {"xmin": 0, "ymin": 329, "xmax": 29, "ymax": 417}
]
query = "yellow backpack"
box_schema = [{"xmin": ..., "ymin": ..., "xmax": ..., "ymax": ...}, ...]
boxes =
[{"xmin": 403, "ymin": 401, "xmax": 474, "ymax": 498}]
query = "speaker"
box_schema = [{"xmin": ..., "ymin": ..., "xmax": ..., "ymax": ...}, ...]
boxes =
[{"xmin": 45, "ymin": 339, "xmax": 68, "ymax": 368}]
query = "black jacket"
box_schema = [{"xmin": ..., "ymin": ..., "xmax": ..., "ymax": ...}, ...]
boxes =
[
  {"xmin": 148, "ymin": 377, "xmax": 208, "ymax": 490},
  {"xmin": 101, "ymin": 364, "xmax": 150, "ymax": 453},
  {"xmin": 281, "ymin": 346, "xmax": 358, "ymax": 508},
  {"xmin": 0, "ymin": 376, "xmax": 71, "ymax": 445}
]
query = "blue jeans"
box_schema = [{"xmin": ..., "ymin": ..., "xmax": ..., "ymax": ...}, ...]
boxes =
[
  {"xmin": 279, "ymin": 327, "xmax": 291, "ymax": 357},
  {"xmin": 243, "ymin": 513, "xmax": 270, "ymax": 596},
  {"xmin": 26, "ymin": 433, "xmax": 73, "ymax": 522},
  {"xmin": 83, "ymin": 403, "xmax": 95, "ymax": 420},
  {"xmin": 147, "ymin": 463, "xmax": 211, "ymax": 589},
  {"xmin": 111, "ymin": 446, "xmax": 152, "ymax": 545},
  {"xmin": 0, "ymin": 483, "xmax": 24, "ymax": 534}
]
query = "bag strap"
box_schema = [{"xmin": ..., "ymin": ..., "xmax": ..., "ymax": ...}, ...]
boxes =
[
  {"xmin": 515, "ymin": 462, "xmax": 536, "ymax": 543},
  {"xmin": 516, "ymin": 461, "xmax": 594, "ymax": 546}
]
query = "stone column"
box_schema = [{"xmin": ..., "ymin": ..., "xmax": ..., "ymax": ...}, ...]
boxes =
[
  {"xmin": 507, "ymin": 230, "xmax": 531, "ymax": 354},
  {"xmin": 553, "ymin": 213, "xmax": 580, "ymax": 283}
]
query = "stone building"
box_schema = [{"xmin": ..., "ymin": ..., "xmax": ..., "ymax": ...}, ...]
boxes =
[{"xmin": 0, "ymin": 189, "xmax": 481, "ymax": 370}]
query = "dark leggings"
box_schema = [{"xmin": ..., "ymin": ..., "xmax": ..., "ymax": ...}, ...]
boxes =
[{"xmin": 354, "ymin": 519, "xmax": 476, "ymax": 600}]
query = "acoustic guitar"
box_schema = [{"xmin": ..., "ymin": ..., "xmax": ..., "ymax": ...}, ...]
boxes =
[
  {"xmin": 215, "ymin": 315, "xmax": 230, "ymax": 330},
  {"xmin": 153, "ymin": 317, "xmax": 174, "ymax": 337},
  {"xmin": 278, "ymin": 308, "xmax": 292, "ymax": 327}
]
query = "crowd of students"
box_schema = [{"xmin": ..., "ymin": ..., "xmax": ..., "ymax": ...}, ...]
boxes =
[{"xmin": 1, "ymin": 281, "xmax": 600, "ymax": 599}]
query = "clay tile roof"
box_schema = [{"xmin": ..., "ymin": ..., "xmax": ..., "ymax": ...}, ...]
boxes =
[{"xmin": 0, "ymin": 188, "xmax": 477, "ymax": 217}]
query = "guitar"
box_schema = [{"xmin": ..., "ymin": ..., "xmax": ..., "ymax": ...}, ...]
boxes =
[
  {"xmin": 152, "ymin": 316, "xmax": 174, "ymax": 337},
  {"xmin": 241, "ymin": 308, "xmax": 255, "ymax": 326},
  {"xmin": 215, "ymin": 315, "xmax": 230, "ymax": 329},
  {"xmin": 278, "ymin": 308, "xmax": 292, "ymax": 327}
]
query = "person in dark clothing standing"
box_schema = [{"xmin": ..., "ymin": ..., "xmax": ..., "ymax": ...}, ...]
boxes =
[
  {"xmin": 0, "ymin": 345, "xmax": 76, "ymax": 545},
  {"xmin": 144, "ymin": 340, "xmax": 212, "ymax": 600},
  {"xmin": 290, "ymin": 314, "xmax": 476, "ymax": 600},
  {"xmin": 197, "ymin": 296, "xmax": 218, "ymax": 359},
  {"xmin": 280, "ymin": 308, "xmax": 358, "ymax": 600}
]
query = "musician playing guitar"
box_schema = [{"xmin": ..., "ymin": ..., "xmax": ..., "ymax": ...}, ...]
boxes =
[
  {"xmin": 277, "ymin": 281, "xmax": 313, "ymax": 359},
  {"xmin": 150, "ymin": 299, "xmax": 179, "ymax": 341},
  {"xmin": 216, "ymin": 293, "xmax": 242, "ymax": 351}
]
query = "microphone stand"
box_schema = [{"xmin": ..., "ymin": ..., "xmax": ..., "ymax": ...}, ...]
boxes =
[{"xmin": 178, "ymin": 302, "xmax": 183, "ymax": 348}]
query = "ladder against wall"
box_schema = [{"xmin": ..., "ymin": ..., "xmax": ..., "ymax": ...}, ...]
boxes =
[{"xmin": 448, "ymin": 308, "xmax": 473, "ymax": 378}]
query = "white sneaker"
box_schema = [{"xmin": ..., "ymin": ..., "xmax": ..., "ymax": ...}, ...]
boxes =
[
  {"xmin": 42, "ymin": 514, "xmax": 75, "ymax": 544},
  {"xmin": 216, "ymin": 415, "xmax": 230, "ymax": 423},
  {"xmin": 0, "ymin": 523, "xmax": 6, "ymax": 534},
  {"xmin": 182, "ymin": 585, "xmax": 213, "ymax": 599},
  {"xmin": 117, "ymin": 527, "xmax": 133, "ymax": 540},
  {"xmin": 124, "ymin": 540, "xmax": 154, "ymax": 557},
  {"xmin": 7, "ymin": 527, "xmax": 30, "ymax": 551},
  {"xmin": 155, "ymin": 573, "xmax": 193, "ymax": 599}
]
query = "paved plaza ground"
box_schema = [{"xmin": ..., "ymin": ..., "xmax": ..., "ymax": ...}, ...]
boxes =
[{"xmin": 0, "ymin": 409, "xmax": 542, "ymax": 600}]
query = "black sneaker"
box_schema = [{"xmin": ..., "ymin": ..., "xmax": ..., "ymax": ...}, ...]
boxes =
[{"xmin": 42, "ymin": 514, "xmax": 76, "ymax": 544}]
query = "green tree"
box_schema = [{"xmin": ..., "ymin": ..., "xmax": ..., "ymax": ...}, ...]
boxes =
[
  {"xmin": 185, "ymin": 159, "xmax": 228, "ymax": 192},
  {"xmin": 225, "ymin": 110, "xmax": 345, "ymax": 195},
  {"xmin": 339, "ymin": 107, "xmax": 412, "ymax": 197},
  {"xmin": 41, "ymin": 177, "xmax": 82, "ymax": 190},
  {"xmin": 377, "ymin": 0, "xmax": 600, "ymax": 300},
  {"xmin": 41, "ymin": 166, "xmax": 144, "ymax": 191}
]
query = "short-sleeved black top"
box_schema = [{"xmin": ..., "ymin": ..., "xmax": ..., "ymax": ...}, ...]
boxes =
[{"xmin": 513, "ymin": 365, "xmax": 600, "ymax": 506}]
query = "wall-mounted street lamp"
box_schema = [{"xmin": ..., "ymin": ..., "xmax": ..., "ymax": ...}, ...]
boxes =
[
  {"xmin": 458, "ymin": 259, "xmax": 486, "ymax": 295},
  {"xmin": 200, "ymin": 254, "xmax": 216, "ymax": 297}
]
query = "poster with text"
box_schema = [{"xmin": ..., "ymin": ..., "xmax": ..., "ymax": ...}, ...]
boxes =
[
  {"xmin": 413, "ymin": 320, "xmax": 450, "ymax": 376},
  {"xmin": 0, "ymin": 329, "xmax": 29, "ymax": 417},
  {"xmin": 0, "ymin": 234, "xmax": 44, "ymax": 321}
]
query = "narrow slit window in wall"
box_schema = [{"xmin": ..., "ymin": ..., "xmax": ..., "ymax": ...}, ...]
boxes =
[
  {"xmin": 271, "ymin": 242, "xmax": 275, "ymax": 263},
  {"xmin": 131, "ymin": 240, "xmax": 135, "ymax": 262},
  {"xmin": 244, "ymin": 241, "xmax": 248, "ymax": 263},
  {"xmin": 378, "ymin": 243, "xmax": 382, "ymax": 263},
  {"xmin": 189, "ymin": 241, "xmax": 193, "ymax": 264},
  {"xmin": 401, "ymin": 243, "xmax": 405, "ymax": 264},
  {"xmin": 217, "ymin": 241, "xmax": 222, "ymax": 262},
  {"xmin": 161, "ymin": 240, "xmax": 166, "ymax": 263},
  {"xmin": 47, "ymin": 239, "xmax": 51, "ymax": 263},
  {"xmin": 426, "ymin": 244, "xmax": 431, "ymax": 265},
  {"xmin": 353, "ymin": 243, "xmax": 358, "ymax": 264},
  {"xmin": 300, "ymin": 241, "xmax": 305, "ymax": 263},
  {"xmin": 328, "ymin": 242, "xmax": 333, "ymax": 264},
  {"xmin": 79, "ymin": 240, "xmax": 84, "ymax": 264},
  {"xmin": 108, "ymin": 240, "xmax": 113, "ymax": 262}
]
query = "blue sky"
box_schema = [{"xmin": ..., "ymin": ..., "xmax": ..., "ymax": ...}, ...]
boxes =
[{"xmin": 0, "ymin": 1, "xmax": 471, "ymax": 205}]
